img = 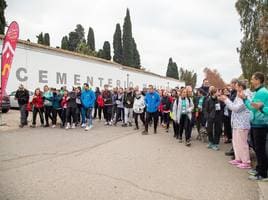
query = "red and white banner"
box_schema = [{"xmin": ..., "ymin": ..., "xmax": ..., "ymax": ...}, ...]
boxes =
[{"xmin": 1, "ymin": 21, "xmax": 19, "ymax": 94}]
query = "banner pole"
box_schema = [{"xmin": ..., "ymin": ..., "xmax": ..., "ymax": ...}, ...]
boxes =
[{"xmin": 0, "ymin": 51, "xmax": 6, "ymax": 126}]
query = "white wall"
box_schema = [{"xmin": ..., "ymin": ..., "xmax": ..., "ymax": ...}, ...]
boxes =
[{"xmin": 1, "ymin": 40, "xmax": 184, "ymax": 93}]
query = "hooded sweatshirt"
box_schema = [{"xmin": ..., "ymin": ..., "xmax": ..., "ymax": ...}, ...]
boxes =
[{"xmin": 81, "ymin": 89, "xmax": 96, "ymax": 109}]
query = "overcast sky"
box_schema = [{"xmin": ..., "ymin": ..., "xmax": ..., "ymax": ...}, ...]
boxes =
[{"xmin": 5, "ymin": 0, "xmax": 242, "ymax": 86}]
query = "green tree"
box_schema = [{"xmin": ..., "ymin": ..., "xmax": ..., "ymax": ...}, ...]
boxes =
[
  {"xmin": 236, "ymin": 0, "xmax": 268, "ymax": 82},
  {"xmin": 67, "ymin": 24, "xmax": 85, "ymax": 51},
  {"xmin": 113, "ymin": 23, "xmax": 123, "ymax": 64},
  {"xmin": 68, "ymin": 31, "xmax": 80, "ymax": 51},
  {"xmin": 122, "ymin": 8, "xmax": 134, "ymax": 66},
  {"xmin": 87, "ymin": 27, "xmax": 95, "ymax": 51},
  {"xmin": 132, "ymin": 38, "xmax": 141, "ymax": 68},
  {"xmin": 43, "ymin": 33, "xmax": 50, "ymax": 46},
  {"xmin": 97, "ymin": 49, "xmax": 104, "ymax": 59},
  {"xmin": 166, "ymin": 58, "xmax": 179, "ymax": 79},
  {"xmin": 36, "ymin": 32, "xmax": 44, "ymax": 44},
  {"xmin": 0, "ymin": 0, "xmax": 7, "ymax": 34},
  {"xmin": 61, "ymin": 36, "xmax": 69, "ymax": 50},
  {"xmin": 75, "ymin": 24, "xmax": 85, "ymax": 43},
  {"xmin": 179, "ymin": 67, "xmax": 197, "ymax": 88},
  {"xmin": 102, "ymin": 41, "xmax": 111, "ymax": 60}
]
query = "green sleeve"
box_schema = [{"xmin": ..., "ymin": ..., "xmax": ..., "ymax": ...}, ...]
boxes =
[{"xmin": 244, "ymin": 98, "xmax": 254, "ymax": 111}]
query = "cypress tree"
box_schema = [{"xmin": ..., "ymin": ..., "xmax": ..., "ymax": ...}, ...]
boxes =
[
  {"xmin": 61, "ymin": 36, "xmax": 69, "ymax": 50},
  {"xmin": 172, "ymin": 62, "xmax": 179, "ymax": 79},
  {"xmin": 166, "ymin": 58, "xmax": 173, "ymax": 77},
  {"xmin": 68, "ymin": 31, "xmax": 80, "ymax": 51},
  {"xmin": 75, "ymin": 24, "xmax": 85, "ymax": 43},
  {"xmin": 132, "ymin": 38, "xmax": 141, "ymax": 68},
  {"xmin": 122, "ymin": 8, "xmax": 134, "ymax": 66},
  {"xmin": 87, "ymin": 27, "xmax": 95, "ymax": 51},
  {"xmin": 36, "ymin": 32, "xmax": 44, "ymax": 44},
  {"xmin": 113, "ymin": 23, "xmax": 123, "ymax": 64},
  {"xmin": 102, "ymin": 41, "xmax": 111, "ymax": 60},
  {"xmin": 166, "ymin": 57, "xmax": 179, "ymax": 79},
  {"xmin": 0, "ymin": 0, "xmax": 7, "ymax": 34},
  {"xmin": 44, "ymin": 33, "xmax": 50, "ymax": 46}
]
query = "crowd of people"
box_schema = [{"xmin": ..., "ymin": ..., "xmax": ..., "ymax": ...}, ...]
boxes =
[{"xmin": 14, "ymin": 71, "xmax": 268, "ymax": 181}]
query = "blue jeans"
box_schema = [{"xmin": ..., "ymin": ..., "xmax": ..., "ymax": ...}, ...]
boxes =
[
  {"xmin": 81, "ymin": 107, "xmax": 86, "ymax": 124},
  {"xmin": 84, "ymin": 107, "xmax": 93, "ymax": 126}
]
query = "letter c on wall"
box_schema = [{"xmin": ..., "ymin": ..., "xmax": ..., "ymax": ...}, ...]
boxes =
[{"xmin": 16, "ymin": 67, "xmax": 28, "ymax": 82}]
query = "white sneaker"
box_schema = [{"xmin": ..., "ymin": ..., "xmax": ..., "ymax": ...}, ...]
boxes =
[
  {"xmin": 109, "ymin": 122, "xmax": 112, "ymax": 126},
  {"xmin": 85, "ymin": 126, "xmax": 89, "ymax": 131},
  {"xmin": 104, "ymin": 122, "xmax": 108, "ymax": 125},
  {"xmin": 52, "ymin": 125, "xmax": 56, "ymax": 128},
  {"xmin": 65, "ymin": 123, "xmax": 70, "ymax": 130},
  {"xmin": 71, "ymin": 124, "xmax": 76, "ymax": 129},
  {"xmin": 89, "ymin": 125, "xmax": 93, "ymax": 129},
  {"xmin": 81, "ymin": 123, "xmax": 86, "ymax": 128}
]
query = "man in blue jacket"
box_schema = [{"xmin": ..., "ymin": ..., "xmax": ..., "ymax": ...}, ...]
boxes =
[
  {"xmin": 81, "ymin": 83, "xmax": 96, "ymax": 131},
  {"xmin": 142, "ymin": 85, "xmax": 160, "ymax": 134}
]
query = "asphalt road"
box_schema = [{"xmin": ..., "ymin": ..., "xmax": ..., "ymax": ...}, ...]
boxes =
[{"xmin": 0, "ymin": 119, "xmax": 260, "ymax": 200}]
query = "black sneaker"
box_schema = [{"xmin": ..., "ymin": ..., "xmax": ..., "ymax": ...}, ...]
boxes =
[
  {"xmin": 128, "ymin": 123, "xmax": 132, "ymax": 127},
  {"xmin": 122, "ymin": 123, "xmax": 128, "ymax": 127},
  {"xmin": 142, "ymin": 130, "xmax": 148, "ymax": 135},
  {"xmin": 19, "ymin": 124, "xmax": 24, "ymax": 128},
  {"xmin": 44, "ymin": 124, "xmax": 49, "ymax": 128}
]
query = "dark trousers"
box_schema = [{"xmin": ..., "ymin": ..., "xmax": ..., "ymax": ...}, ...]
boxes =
[
  {"xmin": 252, "ymin": 128, "xmax": 268, "ymax": 178},
  {"xmin": 145, "ymin": 111, "xmax": 158, "ymax": 132},
  {"xmin": 61, "ymin": 108, "xmax": 67, "ymax": 126},
  {"xmin": 173, "ymin": 121, "xmax": 179, "ymax": 138},
  {"xmin": 76, "ymin": 105, "xmax": 82, "ymax": 124},
  {"xmin": 103, "ymin": 105, "xmax": 112, "ymax": 122},
  {"xmin": 134, "ymin": 112, "xmax": 145, "ymax": 129},
  {"xmin": 44, "ymin": 106, "xmax": 53, "ymax": 125},
  {"xmin": 207, "ymin": 119, "xmax": 222, "ymax": 145},
  {"xmin": 114, "ymin": 107, "xmax": 124, "ymax": 124},
  {"xmin": 189, "ymin": 113, "xmax": 195, "ymax": 138},
  {"xmin": 179, "ymin": 115, "xmax": 191, "ymax": 141},
  {"xmin": 94, "ymin": 103, "xmax": 102, "ymax": 119},
  {"xmin": 163, "ymin": 112, "xmax": 170, "ymax": 129},
  {"xmin": 66, "ymin": 107, "xmax": 77, "ymax": 124},
  {"xmin": 19, "ymin": 104, "xmax": 28, "ymax": 125},
  {"xmin": 223, "ymin": 115, "xmax": 232, "ymax": 140},
  {"xmin": 32, "ymin": 107, "xmax": 44, "ymax": 125},
  {"xmin": 52, "ymin": 108, "xmax": 62, "ymax": 125}
]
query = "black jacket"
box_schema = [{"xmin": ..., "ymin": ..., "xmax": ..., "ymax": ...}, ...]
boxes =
[
  {"xmin": 102, "ymin": 90, "xmax": 113, "ymax": 106},
  {"xmin": 124, "ymin": 92, "xmax": 134, "ymax": 108},
  {"xmin": 15, "ymin": 89, "xmax": 30, "ymax": 106},
  {"xmin": 203, "ymin": 96, "xmax": 224, "ymax": 122},
  {"xmin": 161, "ymin": 96, "xmax": 171, "ymax": 111},
  {"xmin": 67, "ymin": 91, "xmax": 77, "ymax": 108}
]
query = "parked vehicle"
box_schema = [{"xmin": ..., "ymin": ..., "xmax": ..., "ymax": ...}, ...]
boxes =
[
  {"xmin": 9, "ymin": 91, "xmax": 34, "ymax": 108},
  {"xmin": 0, "ymin": 89, "xmax": 10, "ymax": 113}
]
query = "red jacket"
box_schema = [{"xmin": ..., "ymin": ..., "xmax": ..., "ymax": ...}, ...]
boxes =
[
  {"xmin": 61, "ymin": 96, "xmax": 68, "ymax": 109},
  {"xmin": 31, "ymin": 95, "xmax": 44, "ymax": 108},
  {"xmin": 97, "ymin": 95, "xmax": 104, "ymax": 108}
]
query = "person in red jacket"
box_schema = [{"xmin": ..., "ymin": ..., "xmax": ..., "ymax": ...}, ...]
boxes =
[
  {"xmin": 97, "ymin": 91, "xmax": 104, "ymax": 120},
  {"xmin": 31, "ymin": 88, "xmax": 44, "ymax": 127}
]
